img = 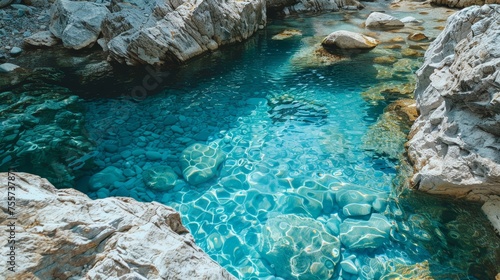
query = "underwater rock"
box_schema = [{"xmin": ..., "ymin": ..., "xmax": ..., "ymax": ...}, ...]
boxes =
[
  {"xmin": 89, "ymin": 166, "xmax": 126, "ymax": 191},
  {"xmin": 408, "ymin": 4, "xmax": 500, "ymax": 201},
  {"xmin": 340, "ymin": 258, "xmax": 358, "ymax": 275},
  {"xmin": 258, "ymin": 214, "xmax": 341, "ymax": 279},
  {"xmin": 267, "ymin": 94, "xmax": 329, "ymax": 124},
  {"xmin": 180, "ymin": 143, "xmax": 226, "ymax": 185},
  {"xmin": 407, "ymin": 32, "xmax": 428, "ymax": 42},
  {"xmin": 342, "ymin": 203, "xmax": 372, "ymax": 217},
  {"xmin": 363, "ymin": 99, "xmax": 417, "ymax": 160},
  {"xmin": 0, "ymin": 68, "xmax": 94, "ymax": 188},
  {"xmin": 365, "ymin": 12, "xmax": 404, "ymax": 30},
  {"xmin": 339, "ymin": 213, "xmax": 392, "ymax": 249},
  {"xmin": 272, "ymin": 29, "xmax": 302, "ymax": 40},
  {"xmin": 0, "ymin": 173, "xmax": 235, "ymax": 279},
  {"xmin": 0, "ymin": 62, "xmax": 20, "ymax": 72},
  {"xmin": 24, "ymin": 31, "xmax": 59, "ymax": 47},
  {"xmin": 102, "ymin": 0, "xmax": 266, "ymax": 66},
  {"xmin": 142, "ymin": 165, "xmax": 178, "ymax": 191},
  {"xmin": 322, "ymin": 30, "xmax": 379, "ymax": 53},
  {"xmin": 49, "ymin": 0, "xmax": 110, "ymax": 50}
]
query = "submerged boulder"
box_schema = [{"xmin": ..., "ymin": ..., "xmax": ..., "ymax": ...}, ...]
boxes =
[
  {"xmin": 142, "ymin": 165, "xmax": 178, "ymax": 191},
  {"xmin": 408, "ymin": 4, "xmax": 500, "ymax": 200},
  {"xmin": 339, "ymin": 213, "xmax": 392, "ymax": 249},
  {"xmin": 365, "ymin": 12, "xmax": 404, "ymax": 30},
  {"xmin": 49, "ymin": 0, "xmax": 110, "ymax": 49},
  {"xmin": 180, "ymin": 143, "xmax": 226, "ymax": 185},
  {"xmin": 258, "ymin": 214, "xmax": 341, "ymax": 279},
  {"xmin": 322, "ymin": 30, "xmax": 379, "ymax": 52},
  {"xmin": 0, "ymin": 173, "xmax": 235, "ymax": 279}
]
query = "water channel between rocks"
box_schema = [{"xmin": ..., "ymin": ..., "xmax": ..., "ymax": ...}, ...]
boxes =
[{"xmin": 3, "ymin": 3, "xmax": 500, "ymax": 280}]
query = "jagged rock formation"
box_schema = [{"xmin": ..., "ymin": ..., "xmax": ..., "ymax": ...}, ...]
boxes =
[
  {"xmin": 408, "ymin": 4, "xmax": 500, "ymax": 200},
  {"xmin": 0, "ymin": 172, "xmax": 236, "ymax": 280},
  {"xmin": 102, "ymin": 0, "xmax": 266, "ymax": 66},
  {"xmin": 431, "ymin": 0, "xmax": 500, "ymax": 9}
]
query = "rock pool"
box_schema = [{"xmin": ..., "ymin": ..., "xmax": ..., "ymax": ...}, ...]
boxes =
[{"xmin": 2, "ymin": 3, "xmax": 499, "ymax": 280}]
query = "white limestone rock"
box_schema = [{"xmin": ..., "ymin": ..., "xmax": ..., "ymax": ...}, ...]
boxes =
[
  {"xmin": 0, "ymin": 172, "xmax": 236, "ymax": 279},
  {"xmin": 49, "ymin": 0, "xmax": 110, "ymax": 49},
  {"xmin": 408, "ymin": 5, "xmax": 500, "ymax": 200},
  {"xmin": 102, "ymin": 0, "xmax": 266, "ymax": 66},
  {"xmin": 322, "ymin": 30, "xmax": 379, "ymax": 50},
  {"xmin": 365, "ymin": 12, "xmax": 404, "ymax": 30}
]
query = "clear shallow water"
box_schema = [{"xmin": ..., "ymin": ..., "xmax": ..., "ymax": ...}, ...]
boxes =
[{"xmin": 77, "ymin": 11, "xmax": 500, "ymax": 280}]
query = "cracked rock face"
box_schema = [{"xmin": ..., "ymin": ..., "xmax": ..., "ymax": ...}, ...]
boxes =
[
  {"xmin": 102, "ymin": 0, "xmax": 266, "ymax": 66},
  {"xmin": 0, "ymin": 173, "xmax": 236, "ymax": 280},
  {"xmin": 408, "ymin": 5, "xmax": 500, "ymax": 200}
]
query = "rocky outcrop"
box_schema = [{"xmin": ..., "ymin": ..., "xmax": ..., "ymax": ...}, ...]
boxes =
[
  {"xmin": 408, "ymin": 5, "xmax": 500, "ymax": 200},
  {"xmin": 431, "ymin": 0, "xmax": 500, "ymax": 9},
  {"xmin": 102, "ymin": 0, "xmax": 266, "ymax": 66},
  {"xmin": 0, "ymin": 172, "xmax": 236, "ymax": 280},
  {"xmin": 49, "ymin": 0, "xmax": 110, "ymax": 49},
  {"xmin": 365, "ymin": 12, "xmax": 404, "ymax": 30}
]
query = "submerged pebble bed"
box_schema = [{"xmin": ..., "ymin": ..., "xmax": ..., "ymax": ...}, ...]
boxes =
[{"xmin": 3, "ymin": 3, "xmax": 496, "ymax": 279}]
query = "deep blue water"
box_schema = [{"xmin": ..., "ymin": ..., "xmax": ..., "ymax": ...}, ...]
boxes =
[{"xmin": 77, "ymin": 12, "xmax": 500, "ymax": 280}]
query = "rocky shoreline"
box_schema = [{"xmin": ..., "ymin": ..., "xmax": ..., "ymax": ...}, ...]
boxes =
[
  {"xmin": 1, "ymin": 0, "xmax": 500, "ymax": 278},
  {"xmin": 407, "ymin": 4, "xmax": 500, "ymax": 233}
]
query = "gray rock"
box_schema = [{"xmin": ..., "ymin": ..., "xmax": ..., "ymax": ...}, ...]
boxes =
[
  {"xmin": 49, "ymin": 0, "xmax": 110, "ymax": 50},
  {"xmin": 0, "ymin": 173, "xmax": 236, "ymax": 279},
  {"xmin": 180, "ymin": 143, "xmax": 225, "ymax": 185},
  {"xmin": 145, "ymin": 151, "xmax": 162, "ymax": 161},
  {"xmin": 365, "ymin": 12, "xmax": 404, "ymax": 30},
  {"xmin": 408, "ymin": 4, "xmax": 500, "ymax": 200},
  {"xmin": 339, "ymin": 213, "xmax": 392, "ymax": 249},
  {"xmin": 9, "ymin": 47, "xmax": 22, "ymax": 56},
  {"xmin": 0, "ymin": 63, "xmax": 20, "ymax": 72},
  {"xmin": 258, "ymin": 214, "xmax": 341, "ymax": 279},
  {"xmin": 0, "ymin": 0, "xmax": 13, "ymax": 8},
  {"xmin": 322, "ymin": 30, "xmax": 379, "ymax": 50},
  {"xmin": 24, "ymin": 31, "xmax": 59, "ymax": 47}
]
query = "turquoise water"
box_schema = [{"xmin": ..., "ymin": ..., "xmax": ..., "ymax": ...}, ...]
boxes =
[{"xmin": 74, "ymin": 12, "xmax": 500, "ymax": 280}]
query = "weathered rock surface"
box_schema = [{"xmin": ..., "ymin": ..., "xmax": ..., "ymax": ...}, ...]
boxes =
[
  {"xmin": 322, "ymin": 30, "xmax": 379, "ymax": 51},
  {"xmin": 431, "ymin": 0, "xmax": 500, "ymax": 8},
  {"xmin": 258, "ymin": 214, "xmax": 341, "ymax": 279},
  {"xmin": 180, "ymin": 143, "xmax": 226, "ymax": 185},
  {"xmin": 24, "ymin": 31, "xmax": 59, "ymax": 47},
  {"xmin": 408, "ymin": 4, "xmax": 500, "ymax": 200},
  {"xmin": 0, "ymin": 68, "xmax": 94, "ymax": 188},
  {"xmin": 49, "ymin": 0, "xmax": 110, "ymax": 49},
  {"xmin": 0, "ymin": 172, "xmax": 236, "ymax": 280},
  {"xmin": 365, "ymin": 12, "xmax": 404, "ymax": 30},
  {"xmin": 102, "ymin": 0, "xmax": 266, "ymax": 66}
]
